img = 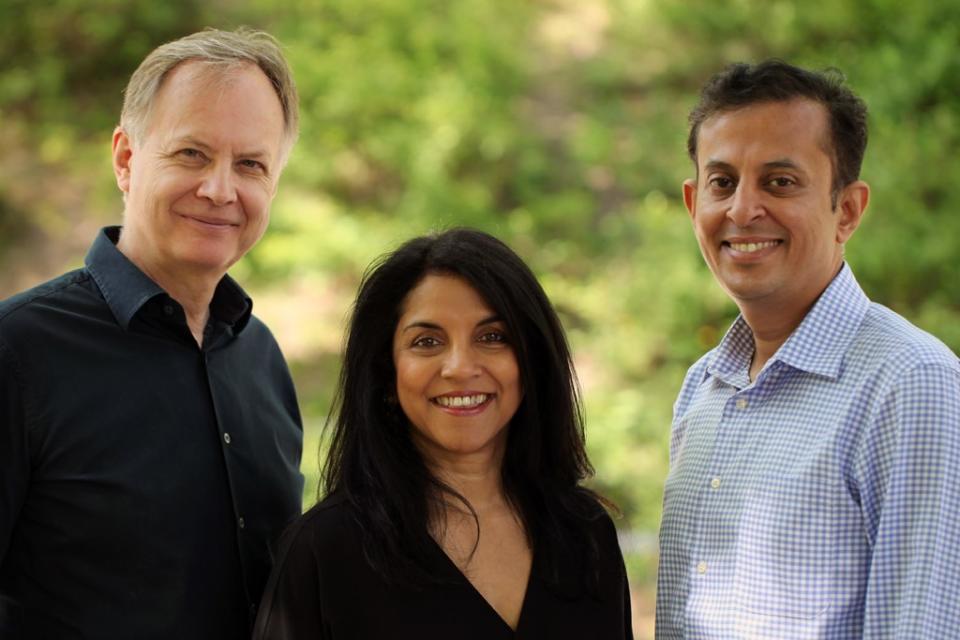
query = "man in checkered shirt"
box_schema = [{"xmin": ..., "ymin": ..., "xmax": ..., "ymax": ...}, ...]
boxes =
[{"xmin": 656, "ymin": 60, "xmax": 960, "ymax": 639}]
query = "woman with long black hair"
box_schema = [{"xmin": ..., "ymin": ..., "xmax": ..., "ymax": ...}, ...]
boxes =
[{"xmin": 254, "ymin": 228, "xmax": 632, "ymax": 639}]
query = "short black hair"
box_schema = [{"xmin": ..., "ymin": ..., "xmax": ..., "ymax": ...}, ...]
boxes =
[
  {"xmin": 688, "ymin": 59, "xmax": 868, "ymax": 204},
  {"xmin": 320, "ymin": 227, "xmax": 608, "ymax": 588}
]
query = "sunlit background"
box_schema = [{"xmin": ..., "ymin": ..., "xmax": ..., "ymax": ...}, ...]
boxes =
[{"xmin": 3, "ymin": 0, "xmax": 959, "ymax": 636}]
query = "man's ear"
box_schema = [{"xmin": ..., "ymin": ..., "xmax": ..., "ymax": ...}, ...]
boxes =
[
  {"xmin": 835, "ymin": 180, "xmax": 870, "ymax": 243},
  {"xmin": 682, "ymin": 178, "xmax": 698, "ymax": 221},
  {"xmin": 112, "ymin": 127, "xmax": 134, "ymax": 194}
]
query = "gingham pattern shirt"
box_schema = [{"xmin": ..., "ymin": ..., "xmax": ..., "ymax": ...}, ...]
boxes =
[{"xmin": 656, "ymin": 264, "xmax": 960, "ymax": 639}]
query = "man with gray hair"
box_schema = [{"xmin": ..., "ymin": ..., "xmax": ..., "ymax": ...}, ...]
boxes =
[{"xmin": 0, "ymin": 28, "xmax": 304, "ymax": 638}]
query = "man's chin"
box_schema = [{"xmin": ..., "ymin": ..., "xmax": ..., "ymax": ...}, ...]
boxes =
[
  {"xmin": 168, "ymin": 248, "xmax": 238, "ymax": 278},
  {"xmin": 723, "ymin": 281, "xmax": 783, "ymax": 305}
]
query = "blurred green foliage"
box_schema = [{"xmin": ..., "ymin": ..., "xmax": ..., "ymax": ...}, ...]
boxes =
[{"xmin": 3, "ymin": 2, "xmax": 959, "ymax": 631}]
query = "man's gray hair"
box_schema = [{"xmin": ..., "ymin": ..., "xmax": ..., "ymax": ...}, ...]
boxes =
[{"xmin": 120, "ymin": 27, "xmax": 299, "ymax": 159}]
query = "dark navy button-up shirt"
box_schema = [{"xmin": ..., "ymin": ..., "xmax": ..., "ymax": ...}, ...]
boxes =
[{"xmin": 0, "ymin": 227, "xmax": 304, "ymax": 639}]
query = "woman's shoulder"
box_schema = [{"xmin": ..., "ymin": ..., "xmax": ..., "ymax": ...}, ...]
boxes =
[
  {"xmin": 299, "ymin": 493, "xmax": 351, "ymax": 525},
  {"xmin": 286, "ymin": 493, "xmax": 359, "ymax": 550},
  {"xmin": 263, "ymin": 494, "xmax": 360, "ymax": 578},
  {"xmin": 567, "ymin": 493, "xmax": 627, "ymax": 580},
  {"xmin": 532, "ymin": 493, "xmax": 627, "ymax": 606},
  {"xmin": 254, "ymin": 499, "xmax": 361, "ymax": 638},
  {"xmin": 542, "ymin": 491, "xmax": 625, "ymax": 566},
  {"xmin": 261, "ymin": 494, "xmax": 368, "ymax": 600},
  {"xmin": 570, "ymin": 490, "xmax": 620, "ymax": 541}
]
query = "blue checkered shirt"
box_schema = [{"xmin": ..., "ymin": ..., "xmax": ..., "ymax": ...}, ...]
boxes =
[{"xmin": 656, "ymin": 264, "xmax": 960, "ymax": 639}]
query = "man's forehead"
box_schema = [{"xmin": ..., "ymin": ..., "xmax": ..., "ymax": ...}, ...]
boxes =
[
  {"xmin": 702, "ymin": 98, "xmax": 827, "ymax": 132},
  {"xmin": 158, "ymin": 59, "xmax": 271, "ymax": 104},
  {"xmin": 142, "ymin": 60, "xmax": 284, "ymax": 151},
  {"xmin": 697, "ymin": 99, "xmax": 833, "ymax": 165}
]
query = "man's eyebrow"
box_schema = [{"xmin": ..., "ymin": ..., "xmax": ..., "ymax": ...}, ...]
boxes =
[
  {"xmin": 703, "ymin": 159, "xmax": 804, "ymax": 172},
  {"xmin": 237, "ymin": 148, "xmax": 272, "ymax": 160},
  {"xmin": 762, "ymin": 159, "xmax": 803, "ymax": 171},
  {"xmin": 173, "ymin": 136, "xmax": 212, "ymax": 151},
  {"xmin": 703, "ymin": 159, "xmax": 735, "ymax": 173}
]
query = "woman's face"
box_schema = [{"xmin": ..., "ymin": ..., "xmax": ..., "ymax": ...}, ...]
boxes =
[{"xmin": 392, "ymin": 273, "xmax": 522, "ymax": 468}]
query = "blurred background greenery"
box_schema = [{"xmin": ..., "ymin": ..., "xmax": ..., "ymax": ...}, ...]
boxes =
[{"xmin": 3, "ymin": 0, "xmax": 959, "ymax": 636}]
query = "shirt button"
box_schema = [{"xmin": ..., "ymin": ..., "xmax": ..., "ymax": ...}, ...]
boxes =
[
  {"xmin": 223, "ymin": 433, "xmax": 232, "ymax": 444},
  {"xmin": 710, "ymin": 477, "xmax": 721, "ymax": 489},
  {"xmin": 238, "ymin": 517, "xmax": 246, "ymax": 529},
  {"xmin": 697, "ymin": 561, "xmax": 708, "ymax": 574},
  {"xmin": 163, "ymin": 304, "xmax": 174, "ymax": 316},
  {"xmin": 735, "ymin": 398, "xmax": 748, "ymax": 409}
]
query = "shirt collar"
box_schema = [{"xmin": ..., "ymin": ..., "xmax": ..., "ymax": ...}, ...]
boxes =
[
  {"xmin": 708, "ymin": 263, "xmax": 871, "ymax": 385},
  {"xmin": 85, "ymin": 226, "xmax": 253, "ymax": 333},
  {"xmin": 210, "ymin": 275, "xmax": 253, "ymax": 333}
]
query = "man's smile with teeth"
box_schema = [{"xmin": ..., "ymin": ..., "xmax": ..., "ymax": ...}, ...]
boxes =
[
  {"xmin": 433, "ymin": 394, "xmax": 490, "ymax": 408},
  {"xmin": 726, "ymin": 240, "xmax": 781, "ymax": 253}
]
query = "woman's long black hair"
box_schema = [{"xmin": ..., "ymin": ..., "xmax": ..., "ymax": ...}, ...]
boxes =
[{"xmin": 318, "ymin": 228, "xmax": 610, "ymax": 591}]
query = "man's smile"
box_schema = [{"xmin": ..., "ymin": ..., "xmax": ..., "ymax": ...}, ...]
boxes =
[
  {"xmin": 178, "ymin": 213, "xmax": 240, "ymax": 229},
  {"xmin": 725, "ymin": 239, "xmax": 781, "ymax": 253}
]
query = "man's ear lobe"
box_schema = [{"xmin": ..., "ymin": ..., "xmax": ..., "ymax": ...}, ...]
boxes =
[
  {"xmin": 836, "ymin": 180, "xmax": 870, "ymax": 244},
  {"xmin": 683, "ymin": 179, "xmax": 698, "ymax": 220},
  {"xmin": 112, "ymin": 127, "xmax": 133, "ymax": 194}
]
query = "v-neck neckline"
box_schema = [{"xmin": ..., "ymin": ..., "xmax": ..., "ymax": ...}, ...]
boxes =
[{"xmin": 426, "ymin": 535, "xmax": 535, "ymax": 635}]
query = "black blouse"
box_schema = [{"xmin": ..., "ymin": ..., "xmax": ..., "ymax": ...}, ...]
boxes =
[{"xmin": 253, "ymin": 495, "xmax": 633, "ymax": 639}]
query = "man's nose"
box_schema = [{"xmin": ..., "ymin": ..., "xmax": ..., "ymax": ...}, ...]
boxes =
[
  {"xmin": 196, "ymin": 163, "xmax": 237, "ymax": 206},
  {"xmin": 726, "ymin": 182, "xmax": 766, "ymax": 227}
]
